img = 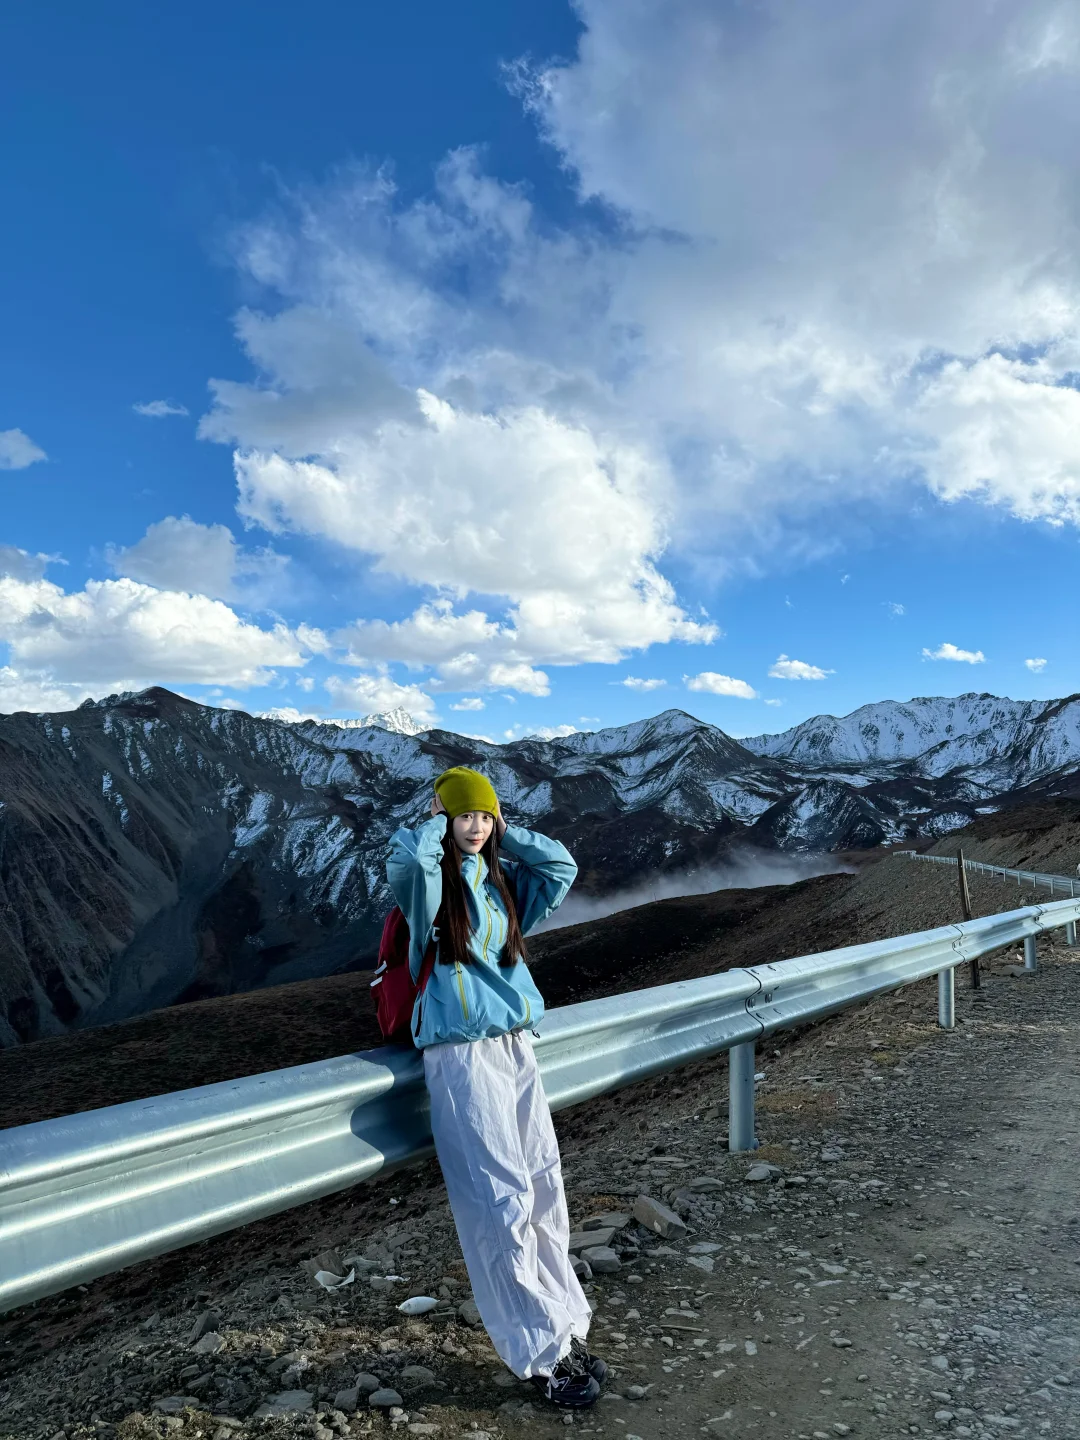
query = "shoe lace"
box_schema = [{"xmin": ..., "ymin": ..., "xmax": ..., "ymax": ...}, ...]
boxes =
[
  {"xmin": 549, "ymin": 1347, "xmax": 589, "ymax": 1383},
  {"xmin": 569, "ymin": 1336, "xmax": 591, "ymax": 1367}
]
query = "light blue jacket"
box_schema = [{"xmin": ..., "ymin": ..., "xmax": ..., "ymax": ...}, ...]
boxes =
[{"xmin": 386, "ymin": 815, "xmax": 577, "ymax": 1048}]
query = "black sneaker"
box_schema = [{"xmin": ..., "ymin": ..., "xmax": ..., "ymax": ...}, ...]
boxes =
[
  {"xmin": 531, "ymin": 1351, "xmax": 601, "ymax": 1408},
  {"xmin": 570, "ymin": 1334, "xmax": 609, "ymax": 1386}
]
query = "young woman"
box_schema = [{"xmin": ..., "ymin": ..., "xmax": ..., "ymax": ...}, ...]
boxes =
[{"xmin": 387, "ymin": 765, "xmax": 606, "ymax": 1409}]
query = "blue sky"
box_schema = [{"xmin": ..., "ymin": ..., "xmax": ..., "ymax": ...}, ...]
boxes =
[{"xmin": 2, "ymin": 0, "xmax": 1078, "ymax": 741}]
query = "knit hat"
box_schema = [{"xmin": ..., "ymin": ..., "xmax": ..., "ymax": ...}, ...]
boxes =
[{"xmin": 434, "ymin": 766, "xmax": 500, "ymax": 820}]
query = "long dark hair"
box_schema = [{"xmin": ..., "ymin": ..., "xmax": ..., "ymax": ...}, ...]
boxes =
[{"xmin": 437, "ymin": 828, "xmax": 527, "ymax": 968}]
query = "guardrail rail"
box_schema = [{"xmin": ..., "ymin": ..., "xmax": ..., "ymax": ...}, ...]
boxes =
[{"xmin": 2, "ymin": 879, "xmax": 1079, "ymax": 1314}]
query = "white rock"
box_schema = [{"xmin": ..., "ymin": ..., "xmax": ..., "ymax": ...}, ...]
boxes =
[{"xmin": 397, "ymin": 1296, "xmax": 439, "ymax": 1315}]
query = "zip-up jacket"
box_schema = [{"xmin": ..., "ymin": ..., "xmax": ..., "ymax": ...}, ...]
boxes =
[{"xmin": 386, "ymin": 815, "xmax": 577, "ymax": 1048}]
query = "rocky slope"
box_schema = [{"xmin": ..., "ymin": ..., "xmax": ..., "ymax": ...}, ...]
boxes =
[
  {"xmin": 4, "ymin": 909, "xmax": 1078, "ymax": 1440},
  {"xmin": 3, "ymin": 688, "xmax": 1080, "ymax": 1047}
]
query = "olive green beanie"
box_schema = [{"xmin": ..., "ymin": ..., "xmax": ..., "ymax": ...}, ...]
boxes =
[{"xmin": 434, "ymin": 766, "xmax": 500, "ymax": 820}]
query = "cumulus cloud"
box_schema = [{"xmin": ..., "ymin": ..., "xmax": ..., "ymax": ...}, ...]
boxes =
[
  {"xmin": 183, "ymin": 0, "xmax": 1080, "ymax": 702},
  {"xmin": 133, "ymin": 400, "xmax": 189, "ymax": 418},
  {"xmin": 0, "ymin": 574, "xmax": 308, "ymax": 688},
  {"xmin": 504, "ymin": 722, "xmax": 579, "ymax": 741},
  {"xmin": 0, "ymin": 429, "xmax": 46, "ymax": 470},
  {"xmin": 922, "ymin": 642, "xmax": 986, "ymax": 664},
  {"xmin": 230, "ymin": 395, "xmax": 713, "ymax": 669},
  {"xmin": 0, "ymin": 545, "xmax": 56, "ymax": 582},
  {"xmin": 915, "ymin": 355, "xmax": 1080, "ymax": 525},
  {"xmin": 618, "ymin": 676, "xmax": 666, "ymax": 690},
  {"xmin": 451, "ymin": 696, "xmax": 485, "ymax": 710},
  {"xmin": 323, "ymin": 670, "xmax": 437, "ymax": 723},
  {"xmin": 1025, "ymin": 657, "xmax": 1047, "ymax": 672},
  {"xmin": 108, "ymin": 515, "xmax": 288, "ymax": 604},
  {"xmin": 0, "ymin": 666, "xmax": 96, "ymax": 714},
  {"xmin": 684, "ymin": 671, "xmax": 758, "ymax": 699},
  {"xmin": 257, "ymin": 705, "xmax": 321, "ymax": 722},
  {"xmin": 768, "ymin": 654, "xmax": 834, "ymax": 681}
]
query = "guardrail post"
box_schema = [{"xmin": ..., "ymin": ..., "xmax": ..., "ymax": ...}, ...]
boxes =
[
  {"xmin": 1067, "ymin": 921, "xmax": 1078, "ymax": 948},
  {"xmin": 1024, "ymin": 935, "xmax": 1038, "ymax": 972},
  {"xmin": 937, "ymin": 967, "xmax": 955, "ymax": 1029},
  {"xmin": 728, "ymin": 1042, "xmax": 757, "ymax": 1153}
]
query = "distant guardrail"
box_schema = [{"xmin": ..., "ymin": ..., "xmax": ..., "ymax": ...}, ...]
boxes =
[
  {"xmin": 2, "ymin": 885, "xmax": 1079, "ymax": 1314},
  {"xmin": 901, "ymin": 849, "xmax": 1080, "ymax": 899}
]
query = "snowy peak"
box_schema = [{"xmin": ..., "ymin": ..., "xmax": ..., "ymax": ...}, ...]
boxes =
[
  {"xmin": 353, "ymin": 707, "xmax": 429, "ymax": 735},
  {"xmin": 5, "ymin": 687, "xmax": 1080, "ymax": 1047},
  {"xmin": 742, "ymin": 693, "xmax": 1080, "ymax": 784},
  {"xmin": 289, "ymin": 706, "xmax": 429, "ymax": 737}
]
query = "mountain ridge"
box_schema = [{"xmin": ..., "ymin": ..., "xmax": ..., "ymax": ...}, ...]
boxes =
[{"xmin": 3, "ymin": 687, "xmax": 1079, "ymax": 1047}]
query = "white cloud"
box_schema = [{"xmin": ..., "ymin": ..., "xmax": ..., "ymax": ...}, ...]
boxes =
[
  {"xmin": 520, "ymin": 0, "xmax": 1080, "ymax": 533},
  {"xmin": 684, "ymin": 671, "xmax": 758, "ymax": 699},
  {"xmin": 0, "ymin": 545, "xmax": 56, "ymax": 582},
  {"xmin": 230, "ymin": 395, "xmax": 713, "ymax": 668},
  {"xmin": 504, "ymin": 722, "xmax": 579, "ymax": 741},
  {"xmin": 133, "ymin": 400, "xmax": 189, "ymax": 418},
  {"xmin": 914, "ymin": 355, "xmax": 1080, "ymax": 525},
  {"xmin": 1025, "ymin": 657, "xmax": 1047, "ymax": 672},
  {"xmin": 618, "ymin": 676, "xmax": 666, "ymax": 690},
  {"xmin": 0, "ymin": 666, "xmax": 95, "ymax": 714},
  {"xmin": 324, "ymin": 670, "xmax": 437, "ymax": 723},
  {"xmin": 922, "ymin": 642, "xmax": 986, "ymax": 664},
  {"xmin": 0, "ymin": 575, "xmax": 307, "ymax": 687},
  {"xmin": 886, "ymin": 601, "xmax": 905, "ymax": 616},
  {"xmin": 0, "ymin": 429, "xmax": 46, "ymax": 470},
  {"xmin": 768, "ymin": 654, "xmax": 834, "ymax": 681},
  {"xmin": 108, "ymin": 515, "xmax": 288, "ymax": 604},
  {"xmin": 177, "ymin": 0, "xmax": 1080, "ymax": 706},
  {"xmin": 334, "ymin": 603, "xmax": 550, "ymax": 693},
  {"xmin": 297, "ymin": 675, "xmax": 316, "ymax": 692},
  {"xmin": 764, "ymin": 698, "xmax": 783, "ymax": 707},
  {"xmin": 451, "ymin": 696, "xmax": 485, "ymax": 711},
  {"xmin": 257, "ymin": 705, "xmax": 321, "ymax": 722}
]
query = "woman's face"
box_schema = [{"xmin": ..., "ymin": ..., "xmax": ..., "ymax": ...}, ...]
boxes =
[{"xmin": 452, "ymin": 811, "xmax": 494, "ymax": 855}]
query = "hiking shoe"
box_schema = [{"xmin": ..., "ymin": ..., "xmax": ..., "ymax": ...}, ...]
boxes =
[
  {"xmin": 531, "ymin": 1352, "xmax": 601, "ymax": 1408},
  {"xmin": 570, "ymin": 1334, "xmax": 609, "ymax": 1386}
]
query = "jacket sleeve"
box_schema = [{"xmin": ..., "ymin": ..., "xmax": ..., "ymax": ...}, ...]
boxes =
[
  {"xmin": 499, "ymin": 823, "xmax": 578, "ymax": 934},
  {"xmin": 387, "ymin": 814, "xmax": 446, "ymax": 980}
]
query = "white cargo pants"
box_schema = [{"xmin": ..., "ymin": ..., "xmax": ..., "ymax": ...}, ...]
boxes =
[{"xmin": 423, "ymin": 1030, "xmax": 593, "ymax": 1378}]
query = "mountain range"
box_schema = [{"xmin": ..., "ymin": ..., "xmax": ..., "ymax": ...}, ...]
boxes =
[{"xmin": 1, "ymin": 687, "xmax": 1078, "ymax": 1046}]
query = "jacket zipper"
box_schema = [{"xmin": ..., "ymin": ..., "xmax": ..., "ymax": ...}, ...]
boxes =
[{"xmin": 454, "ymin": 962, "xmax": 469, "ymax": 1020}]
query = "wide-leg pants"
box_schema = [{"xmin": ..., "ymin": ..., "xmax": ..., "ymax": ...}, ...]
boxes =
[{"xmin": 423, "ymin": 1030, "xmax": 593, "ymax": 1378}]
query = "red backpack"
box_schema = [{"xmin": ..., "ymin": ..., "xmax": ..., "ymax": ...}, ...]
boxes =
[{"xmin": 370, "ymin": 907, "xmax": 438, "ymax": 1044}]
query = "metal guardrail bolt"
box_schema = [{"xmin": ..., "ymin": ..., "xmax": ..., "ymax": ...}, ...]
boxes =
[
  {"xmin": 937, "ymin": 968, "xmax": 955, "ymax": 1029},
  {"xmin": 1023, "ymin": 935, "xmax": 1038, "ymax": 972},
  {"xmin": 728, "ymin": 1041, "xmax": 757, "ymax": 1153}
]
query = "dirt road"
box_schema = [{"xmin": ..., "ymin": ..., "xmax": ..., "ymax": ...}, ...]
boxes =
[{"xmin": 2, "ymin": 874, "xmax": 1080, "ymax": 1439}]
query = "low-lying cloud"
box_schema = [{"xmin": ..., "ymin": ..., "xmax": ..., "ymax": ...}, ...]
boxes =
[{"xmin": 536, "ymin": 849, "xmax": 853, "ymax": 932}]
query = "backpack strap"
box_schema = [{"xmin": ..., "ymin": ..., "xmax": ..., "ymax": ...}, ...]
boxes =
[{"xmin": 417, "ymin": 935, "xmax": 438, "ymax": 994}]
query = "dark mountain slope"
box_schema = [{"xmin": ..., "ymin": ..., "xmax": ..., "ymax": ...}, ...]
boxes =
[{"xmin": 2, "ymin": 687, "xmax": 1077, "ymax": 1045}]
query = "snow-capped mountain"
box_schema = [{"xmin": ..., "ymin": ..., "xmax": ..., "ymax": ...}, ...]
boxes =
[
  {"xmin": 742, "ymin": 692, "xmax": 1080, "ymax": 789},
  {"xmin": 2, "ymin": 687, "xmax": 1079, "ymax": 1047},
  {"xmin": 347, "ymin": 707, "xmax": 429, "ymax": 736}
]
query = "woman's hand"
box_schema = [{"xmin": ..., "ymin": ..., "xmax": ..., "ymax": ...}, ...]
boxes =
[
  {"xmin": 430, "ymin": 793, "xmax": 446, "ymax": 819},
  {"xmin": 496, "ymin": 812, "xmax": 507, "ymax": 841}
]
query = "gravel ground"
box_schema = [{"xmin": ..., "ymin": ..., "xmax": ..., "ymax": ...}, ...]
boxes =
[{"xmin": 3, "ymin": 861, "xmax": 1079, "ymax": 1440}]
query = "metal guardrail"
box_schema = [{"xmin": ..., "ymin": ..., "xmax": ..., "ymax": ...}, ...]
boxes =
[
  {"xmin": 3, "ymin": 889, "xmax": 1080, "ymax": 1315},
  {"xmin": 902, "ymin": 849, "xmax": 1080, "ymax": 897}
]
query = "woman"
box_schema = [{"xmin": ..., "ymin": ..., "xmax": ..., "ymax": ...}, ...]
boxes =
[{"xmin": 387, "ymin": 765, "xmax": 606, "ymax": 1409}]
